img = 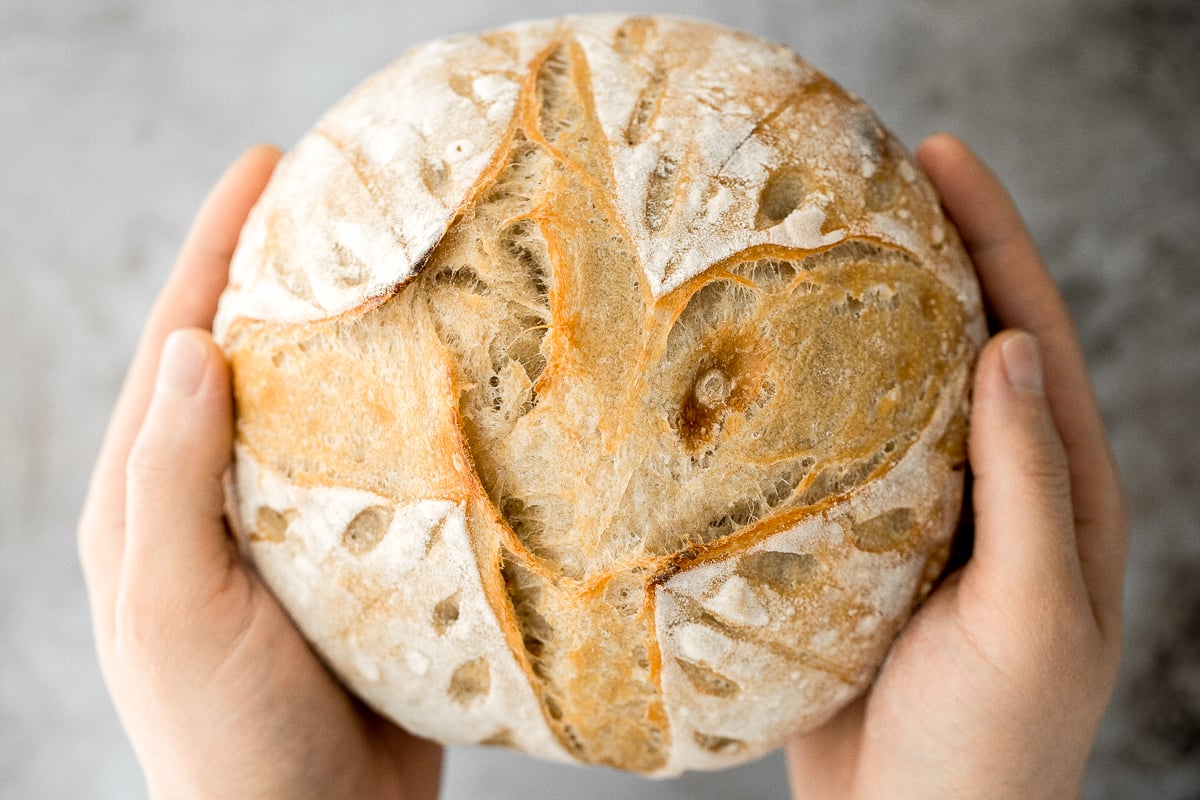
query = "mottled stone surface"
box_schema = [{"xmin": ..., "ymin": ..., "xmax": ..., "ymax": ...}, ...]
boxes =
[{"xmin": 1, "ymin": 0, "xmax": 1197, "ymax": 797}]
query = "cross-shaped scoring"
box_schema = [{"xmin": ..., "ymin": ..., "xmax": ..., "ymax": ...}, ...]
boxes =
[{"xmin": 219, "ymin": 16, "xmax": 983, "ymax": 775}]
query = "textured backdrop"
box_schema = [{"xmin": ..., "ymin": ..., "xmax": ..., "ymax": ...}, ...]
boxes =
[{"xmin": 2, "ymin": 0, "xmax": 1198, "ymax": 798}]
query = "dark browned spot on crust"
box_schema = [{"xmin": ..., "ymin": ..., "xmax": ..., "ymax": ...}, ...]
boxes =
[
  {"xmin": 613, "ymin": 15, "xmax": 659, "ymax": 56},
  {"xmin": 675, "ymin": 328, "xmax": 771, "ymax": 452},
  {"xmin": 675, "ymin": 658, "xmax": 740, "ymax": 697},
  {"xmin": 253, "ymin": 505, "xmax": 288, "ymax": 543},
  {"xmin": 645, "ymin": 154, "xmax": 679, "ymax": 232},
  {"xmin": 479, "ymin": 727, "xmax": 517, "ymax": 748},
  {"xmin": 432, "ymin": 591, "xmax": 462, "ymax": 634},
  {"xmin": 737, "ymin": 551, "xmax": 820, "ymax": 594},
  {"xmin": 692, "ymin": 731, "xmax": 746, "ymax": 755},
  {"xmin": 853, "ymin": 508, "xmax": 917, "ymax": 553},
  {"xmin": 342, "ymin": 505, "xmax": 393, "ymax": 555},
  {"xmin": 448, "ymin": 657, "xmax": 491, "ymax": 706},
  {"xmin": 756, "ymin": 164, "xmax": 808, "ymax": 228},
  {"xmin": 626, "ymin": 65, "xmax": 667, "ymax": 145}
]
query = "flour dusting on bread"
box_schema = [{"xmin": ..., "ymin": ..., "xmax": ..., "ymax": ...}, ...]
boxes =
[{"xmin": 217, "ymin": 14, "xmax": 984, "ymax": 775}]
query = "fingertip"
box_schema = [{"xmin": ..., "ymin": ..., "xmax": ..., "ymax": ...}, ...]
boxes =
[
  {"xmin": 915, "ymin": 132, "xmax": 965, "ymax": 166},
  {"xmin": 251, "ymin": 140, "xmax": 284, "ymax": 157},
  {"xmin": 208, "ymin": 143, "xmax": 282, "ymax": 204},
  {"xmin": 154, "ymin": 328, "xmax": 229, "ymax": 398},
  {"xmin": 999, "ymin": 331, "xmax": 1045, "ymax": 397},
  {"xmin": 156, "ymin": 329, "xmax": 210, "ymax": 398},
  {"xmin": 915, "ymin": 133, "xmax": 989, "ymax": 198},
  {"xmin": 917, "ymin": 134, "xmax": 983, "ymax": 185},
  {"xmin": 136, "ymin": 328, "xmax": 232, "ymax": 467},
  {"xmin": 973, "ymin": 330, "xmax": 1048, "ymax": 415},
  {"xmin": 241, "ymin": 142, "xmax": 284, "ymax": 172}
]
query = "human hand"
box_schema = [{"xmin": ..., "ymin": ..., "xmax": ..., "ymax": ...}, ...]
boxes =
[
  {"xmin": 77, "ymin": 145, "xmax": 442, "ymax": 800},
  {"xmin": 785, "ymin": 135, "xmax": 1128, "ymax": 800}
]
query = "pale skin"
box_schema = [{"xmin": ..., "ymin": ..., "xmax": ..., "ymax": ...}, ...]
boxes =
[{"xmin": 78, "ymin": 135, "xmax": 1127, "ymax": 799}]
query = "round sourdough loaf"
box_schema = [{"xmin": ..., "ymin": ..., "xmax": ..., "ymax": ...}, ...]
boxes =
[{"xmin": 215, "ymin": 14, "xmax": 985, "ymax": 775}]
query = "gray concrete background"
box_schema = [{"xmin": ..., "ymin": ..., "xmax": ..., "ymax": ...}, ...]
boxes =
[{"xmin": 2, "ymin": 0, "xmax": 1198, "ymax": 797}]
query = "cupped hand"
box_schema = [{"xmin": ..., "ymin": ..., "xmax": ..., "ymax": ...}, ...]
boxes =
[
  {"xmin": 785, "ymin": 135, "xmax": 1128, "ymax": 800},
  {"xmin": 77, "ymin": 146, "xmax": 442, "ymax": 800}
]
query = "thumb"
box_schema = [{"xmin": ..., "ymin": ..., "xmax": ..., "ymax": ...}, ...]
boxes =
[
  {"xmin": 122, "ymin": 328, "xmax": 239, "ymax": 608},
  {"xmin": 962, "ymin": 330, "xmax": 1084, "ymax": 604}
]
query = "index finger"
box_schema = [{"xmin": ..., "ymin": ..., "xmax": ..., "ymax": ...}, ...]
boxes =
[
  {"xmin": 916, "ymin": 134, "xmax": 1127, "ymax": 636},
  {"xmin": 78, "ymin": 144, "xmax": 282, "ymax": 632}
]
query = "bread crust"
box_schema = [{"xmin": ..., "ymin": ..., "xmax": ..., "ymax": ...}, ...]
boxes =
[{"xmin": 217, "ymin": 14, "xmax": 985, "ymax": 775}]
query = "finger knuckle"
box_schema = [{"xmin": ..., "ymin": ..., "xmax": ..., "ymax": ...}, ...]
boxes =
[
  {"xmin": 1017, "ymin": 440, "xmax": 1071, "ymax": 497},
  {"xmin": 124, "ymin": 437, "xmax": 174, "ymax": 493}
]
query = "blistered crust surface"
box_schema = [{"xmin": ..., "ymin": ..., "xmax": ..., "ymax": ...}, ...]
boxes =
[
  {"xmin": 215, "ymin": 14, "xmax": 980, "ymax": 335},
  {"xmin": 218, "ymin": 13, "xmax": 986, "ymax": 776}
]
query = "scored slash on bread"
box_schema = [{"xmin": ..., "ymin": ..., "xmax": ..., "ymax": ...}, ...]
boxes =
[{"xmin": 217, "ymin": 14, "xmax": 985, "ymax": 775}]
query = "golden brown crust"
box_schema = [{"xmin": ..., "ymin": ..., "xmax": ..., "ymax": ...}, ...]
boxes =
[{"xmin": 218, "ymin": 14, "xmax": 985, "ymax": 775}]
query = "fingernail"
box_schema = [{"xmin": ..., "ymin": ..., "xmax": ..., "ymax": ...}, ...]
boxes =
[
  {"xmin": 157, "ymin": 330, "xmax": 208, "ymax": 397},
  {"xmin": 1001, "ymin": 332, "xmax": 1044, "ymax": 396}
]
